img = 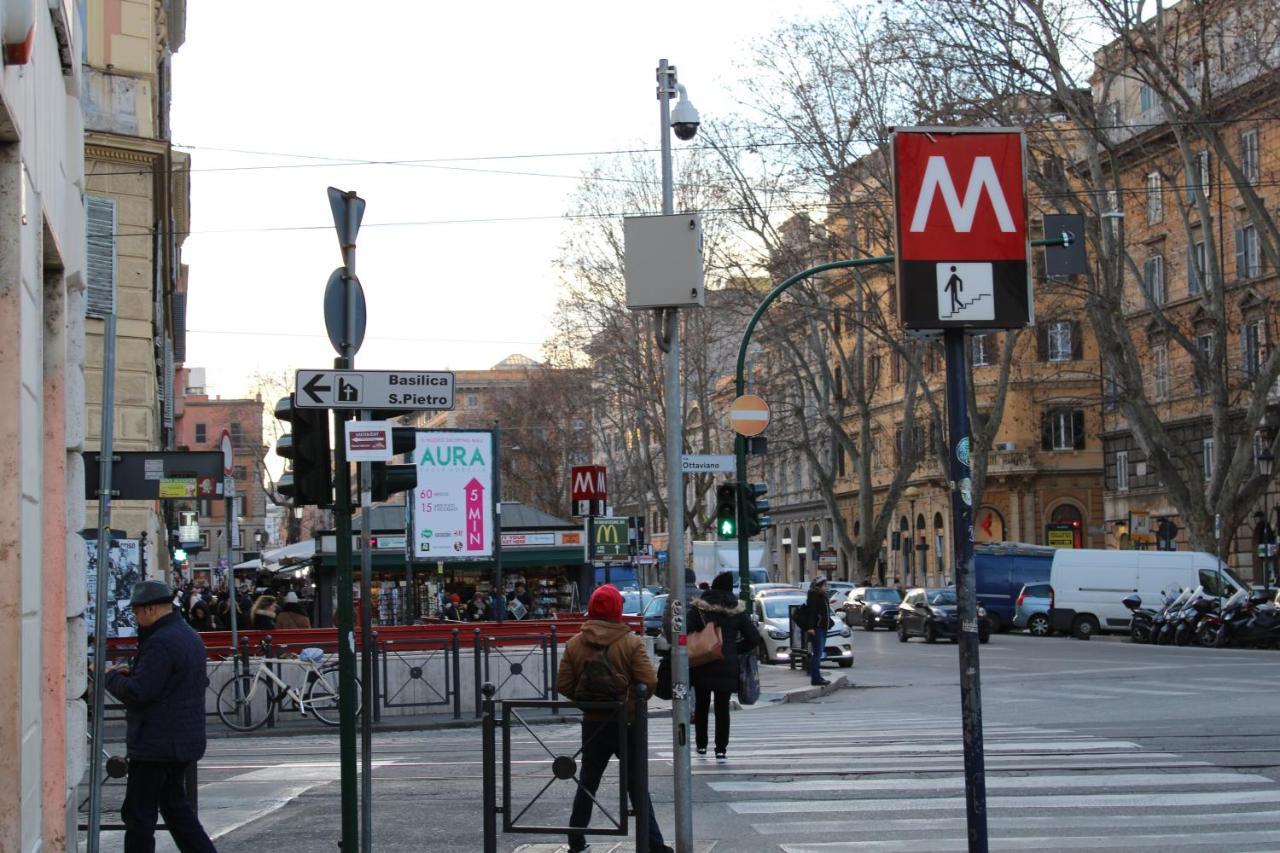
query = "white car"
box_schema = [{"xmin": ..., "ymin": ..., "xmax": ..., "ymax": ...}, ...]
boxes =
[{"xmin": 752, "ymin": 592, "xmax": 854, "ymax": 667}]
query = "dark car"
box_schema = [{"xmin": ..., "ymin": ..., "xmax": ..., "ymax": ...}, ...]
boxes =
[
  {"xmin": 898, "ymin": 587, "xmax": 991, "ymax": 644},
  {"xmin": 642, "ymin": 593, "xmax": 669, "ymax": 653},
  {"xmin": 843, "ymin": 586, "xmax": 903, "ymax": 631}
]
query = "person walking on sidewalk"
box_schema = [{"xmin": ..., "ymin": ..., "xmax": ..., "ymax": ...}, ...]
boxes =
[
  {"xmin": 804, "ymin": 576, "xmax": 834, "ymax": 686},
  {"xmin": 105, "ymin": 580, "xmax": 217, "ymax": 853},
  {"xmin": 688, "ymin": 572, "xmax": 761, "ymax": 760},
  {"xmin": 557, "ymin": 585, "xmax": 672, "ymax": 853}
]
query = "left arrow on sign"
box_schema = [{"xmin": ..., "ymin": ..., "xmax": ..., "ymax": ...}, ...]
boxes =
[{"xmin": 303, "ymin": 373, "xmax": 331, "ymax": 404}]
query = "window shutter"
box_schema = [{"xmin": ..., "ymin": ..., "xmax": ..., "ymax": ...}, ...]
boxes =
[
  {"xmin": 1187, "ymin": 244, "xmax": 1200, "ymax": 295},
  {"xmin": 1037, "ymin": 324, "xmax": 1049, "ymax": 361},
  {"xmin": 1071, "ymin": 321, "xmax": 1083, "ymax": 360},
  {"xmin": 163, "ymin": 337, "xmax": 175, "ymax": 430},
  {"xmin": 1235, "ymin": 228, "xmax": 1246, "ymax": 280},
  {"xmin": 1041, "ymin": 412, "xmax": 1053, "ymax": 450},
  {"xmin": 85, "ymin": 195, "xmax": 117, "ymax": 318},
  {"xmin": 1072, "ymin": 409, "xmax": 1086, "ymax": 449},
  {"xmin": 172, "ymin": 291, "xmax": 187, "ymax": 362}
]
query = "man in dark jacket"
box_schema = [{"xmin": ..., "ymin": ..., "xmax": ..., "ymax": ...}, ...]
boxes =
[
  {"xmin": 804, "ymin": 576, "xmax": 834, "ymax": 686},
  {"xmin": 687, "ymin": 572, "xmax": 762, "ymax": 759},
  {"xmin": 105, "ymin": 580, "xmax": 217, "ymax": 852}
]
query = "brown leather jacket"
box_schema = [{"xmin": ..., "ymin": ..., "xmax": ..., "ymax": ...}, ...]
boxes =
[
  {"xmin": 556, "ymin": 619, "xmax": 655, "ymax": 721},
  {"xmin": 275, "ymin": 607, "xmax": 311, "ymax": 630}
]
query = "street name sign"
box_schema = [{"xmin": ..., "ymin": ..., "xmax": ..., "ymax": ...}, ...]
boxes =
[
  {"xmin": 892, "ymin": 128, "xmax": 1031, "ymax": 330},
  {"xmin": 729, "ymin": 394, "xmax": 770, "ymax": 437},
  {"xmin": 295, "ymin": 369, "xmax": 455, "ymax": 410},
  {"xmin": 681, "ymin": 454, "xmax": 735, "ymax": 474}
]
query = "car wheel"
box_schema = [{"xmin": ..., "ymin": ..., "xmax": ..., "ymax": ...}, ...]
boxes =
[
  {"xmin": 863, "ymin": 614, "xmax": 875, "ymax": 632},
  {"xmin": 1072, "ymin": 614, "xmax": 1099, "ymax": 640},
  {"xmin": 925, "ymin": 623, "xmax": 938, "ymax": 644},
  {"xmin": 1027, "ymin": 614, "xmax": 1050, "ymax": 637},
  {"xmin": 897, "ymin": 622, "xmax": 909, "ymax": 643}
]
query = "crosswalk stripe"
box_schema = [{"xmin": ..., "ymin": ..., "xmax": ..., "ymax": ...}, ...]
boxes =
[
  {"xmin": 754, "ymin": 809, "xmax": 1280, "ymax": 835},
  {"xmin": 779, "ymin": 828, "xmax": 1280, "ymax": 851},
  {"xmin": 659, "ymin": 738, "xmax": 1141, "ymax": 758},
  {"xmin": 692, "ymin": 755, "xmax": 1209, "ymax": 775},
  {"xmin": 730, "ymin": 788, "xmax": 1280, "ymax": 814},
  {"xmin": 710, "ymin": 771, "xmax": 1269, "ymax": 793}
]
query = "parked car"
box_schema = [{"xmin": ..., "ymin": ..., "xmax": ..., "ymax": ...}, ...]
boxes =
[
  {"xmin": 621, "ymin": 589, "xmax": 655, "ymax": 617},
  {"xmin": 842, "ymin": 586, "xmax": 903, "ymax": 631},
  {"xmin": 750, "ymin": 583, "xmax": 802, "ymax": 595},
  {"xmin": 1012, "ymin": 582, "xmax": 1053, "ymax": 636},
  {"xmin": 974, "ymin": 542, "xmax": 1054, "ymax": 631},
  {"xmin": 642, "ymin": 593, "xmax": 669, "ymax": 652},
  {"xmin": 897, "ymin": 588, "xmax": 991, "ymax": 644},
  {"xmin": 825, "ymin": 581, "xmax": 856, "ymax": 606},
  {"xmin": 752, "ymin": 592, "xmax": 854, "ymax": 667}
]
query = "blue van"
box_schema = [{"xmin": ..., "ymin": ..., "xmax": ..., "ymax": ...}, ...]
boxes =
[{"xmin": 974, "ymin": 543, "xmax": 1055, "ymax": 630}]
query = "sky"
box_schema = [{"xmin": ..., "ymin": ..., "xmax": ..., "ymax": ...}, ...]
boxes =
[{"xmin": 171, "ymin": 0, "xmax": 840, "ymax": 399}]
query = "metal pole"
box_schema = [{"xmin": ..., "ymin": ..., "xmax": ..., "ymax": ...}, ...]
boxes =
[
  {"xmin": 358, "ymin": 409, "xmax": 374, "ymax": 853},
  {"xmin": 493, "ymin": 426, "xmax": 504, "ymax": 622},
  {"xmin": 658, "ymin": 57, "xmax": 693, "ymax": 853},
  {"xmin": 943, "ymin": 328, "xmax": 989, "ymax": 852},
  {"xmin": 86, "ymin": 308, "xmax": 118, "ymax": 853},
  {"xmin": 480, "ymin": 682, "xmax": 497, "ymax": 853}
]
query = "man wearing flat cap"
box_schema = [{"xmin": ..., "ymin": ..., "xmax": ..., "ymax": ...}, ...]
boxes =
[{"xmin": 105, "ymin": 580, "xmax": 217, "ymax": 852}]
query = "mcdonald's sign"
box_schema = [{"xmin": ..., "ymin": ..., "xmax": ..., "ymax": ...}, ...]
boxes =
[{"xmin": 593, "ymin": 518, "xmax": 629, "ymax": 559}]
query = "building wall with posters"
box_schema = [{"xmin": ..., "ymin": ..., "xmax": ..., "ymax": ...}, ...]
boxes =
[{"xmin": 0, "ymin": 2, "xmax": 89, "ymax": 848}]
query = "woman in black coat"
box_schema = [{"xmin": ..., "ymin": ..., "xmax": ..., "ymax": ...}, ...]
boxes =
[{"xmin": 687, "ymin": 571, "xmax": 762, "ymax": 759}]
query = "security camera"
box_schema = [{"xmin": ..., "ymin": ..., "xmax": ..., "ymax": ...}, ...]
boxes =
[{"xmin": 670, "ymin": 84, "xmax": 700, "ymax": 141}]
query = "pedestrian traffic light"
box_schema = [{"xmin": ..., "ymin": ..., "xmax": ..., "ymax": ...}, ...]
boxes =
[
  {"xmin": 370, "ymin": 427, "xmax": 417, "ymax": 502},
  {"xmin": 743, "ymin": 482, "xmax": 771, "ymax": 536},
  {"xmin": 275, "ymin": 395, "xmax": 333, "ymax": 508},
  {"xmin": 715, "ymin": 483, "xmax": 738, "ymax": 540}
]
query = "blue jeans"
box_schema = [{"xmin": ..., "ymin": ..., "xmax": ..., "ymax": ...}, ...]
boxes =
[
  {"xmin": 568, "ymin": 719, "xmax": 664, "ymax": 852},
  {"xmin": 808, "ymin": 628, "xmax": 827, "ymax": 683}
]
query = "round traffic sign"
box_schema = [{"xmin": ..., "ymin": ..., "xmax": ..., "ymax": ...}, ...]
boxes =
[
  {"xmin": 220, "ymin": 430, "xmax": 234, "ymax": 475},
  {"xmin": 729, "ymin": 394, "xmax": 770, "ymax": 436}
]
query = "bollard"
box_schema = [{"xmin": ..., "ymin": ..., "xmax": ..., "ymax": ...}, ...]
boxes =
[
  {"xmin": 264, "ymin": 638, "xmax": 277, "ymax": 729},
  {"xmin": 451, "ymin": 630, "xmax": 462, "ymax": 720},
  {"xmin": 238, "ymin": 637, "xmax": 252, "ymax": 729},
  {"xmin": 481, "ymin": 682, "xmax": 498, "ymax": 853},
  {"xmin": 634, "ymin": 683, "xmax": 650, "ymax": 853}
]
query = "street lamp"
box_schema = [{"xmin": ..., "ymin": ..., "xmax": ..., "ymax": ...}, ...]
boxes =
[
  {"xmin": 1261, "ymin": 448, "xmax": 1274, "ymax": 589},
  {"xmin": 903, "ymin": 485, "xmax": 921, "ymax": 586}
]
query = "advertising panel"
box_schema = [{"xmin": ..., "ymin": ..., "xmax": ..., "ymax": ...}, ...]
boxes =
[{"xmin": 413, "ymin": 431, "xmax": 494, "ymax": 559}]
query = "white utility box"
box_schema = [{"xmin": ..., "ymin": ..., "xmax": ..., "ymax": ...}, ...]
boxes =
[{"xmin": 623, "ymin": 213, "xmax": 705, "ymax": 309}]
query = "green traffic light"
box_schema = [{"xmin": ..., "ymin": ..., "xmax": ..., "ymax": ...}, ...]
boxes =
[{"xmin": 719, "ymin": 518, "xmax": 736, "ymax": 537}]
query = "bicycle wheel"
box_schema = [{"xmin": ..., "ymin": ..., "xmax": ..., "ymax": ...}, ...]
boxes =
[
  {"xmin": 304, "ymin": 666, "xmax": 361, "ymax": 726},
  {"xmin": 216, "ymin": 674, "xmax": 274, "ymax": 732}
]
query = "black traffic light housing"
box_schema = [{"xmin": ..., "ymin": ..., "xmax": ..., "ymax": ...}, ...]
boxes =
[
  {"xmin": 715, "ymin": 483, "xmax": 739, "ymax": 540},
  {"xmin": 370, "ymin": 427, "xmax": 417, "ymax": 502},
  {"xmin": 275, "ymin": 395, "xmax": 333, "ymax": 508},
  {"xmin": 742, "ymin": 481, "xmax": 772, "ymax": 537}
]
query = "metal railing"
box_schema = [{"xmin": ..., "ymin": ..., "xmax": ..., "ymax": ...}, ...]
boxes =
[{"xmin": 473, "ymin": 626, "xmax": 559, "ymax": 717}]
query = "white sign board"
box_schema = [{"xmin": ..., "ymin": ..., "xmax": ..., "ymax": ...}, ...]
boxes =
[
  {"xmin": 295, "ymin": 369, "xmax": 455, "ymax": 410},
  {"xmin": 681, "ymin": 454, "xmax": 735, "ymax": 474},
  {"xmin": 345, "ymin": 420, "xmax": 393, "ymax": 461},
  {"xmin": 413, "ymin": 431, "xmax": 494, "ymax": 559}
]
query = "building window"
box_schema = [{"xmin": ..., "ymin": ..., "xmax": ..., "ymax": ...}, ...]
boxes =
[
  {"xmin": 466, "ymin": 394, "xmax": 479, "ymax": 409},
  {"xmin": 234, "ymin": 465, "xmax": 247, "ymax": 481},
  {"xmin": 972, "ymin": 334, "xmax": 991, "ymax": 367},
  {"xmin": 868, "ymin": 354, "xmax": 881, "ymax": 389},
  {"xmin": 1146, "ymin": 172, "xmax": 1163, "ymax": 223},
  {"xmin": 229, "ymin": 422, "xmax": 243, "ymax": 446},
  {"xmin": 1187, "ymin": 151, "xmax": 1210, "ymax": 201},
  {"xmin": 1142, "ymin": 255, "xmax": 1166, "ymax": 305},
  {"xmin": 1242, "ymin": 318, "xmax": 1266, "ymax": 380},
  {"xmin": 1138, "ymin": 84, "xmax": 1155, "ymax": 113},
  {"xmin": 1047, "ymin": 321, "xmax": 1073, "ymax": 362},
  {"xmin": 194, "ymin": 423, "xmax": 207, "ymax": 444},
  {"xmin": 1196, "ymin": 333, "xmax": 1214, "ymax": 392},
  {"xmin": 1255, "ymin": 431, "xmax": 1266, "ymax": 467},
  {"xmin": 891, "ymin": 350, "xmax": 902, "ymax": 383},
  {"xmin": 1202, "ymin": 437, "xmax": 1215, "ymax": 482},
  {"xmin": 1116, "ymin": 450, "xmax": 1129, "ymax": 492},
  {"xmin": 1236, "ymin": 224, "xmax": 1261, "ymax": 279},
  {"xmin": 1189, "ymin": 240, "xmax": 1208, "ymax": 295},
  {"xmin": 1241, "ymin": 129, "xmax": 1260, "ymax": 185},
  {"xmin": 1042, "ymin": 408, "xmax": 1085, "ymax": 451},
  {"xmin": 1152, "ymin": 343, "xmax": 1169, "ymax": 400}
]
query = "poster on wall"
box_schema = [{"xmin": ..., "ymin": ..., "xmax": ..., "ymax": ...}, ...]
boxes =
[
  {"xmin": 85, "ymin": 536, "xmax": 143, "ymax": 638},
  {"xmin": 413, "ymin": 431, "xmax": 495, "ymax": 560}
]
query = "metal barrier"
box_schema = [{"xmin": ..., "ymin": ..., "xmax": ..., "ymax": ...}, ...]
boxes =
[
  {"xmin": 378, "ymin": 629, "xmax": 462, "ymax": 719},
  {"xmin": 473, "ymin": 626, "xmax": 559, "ymax": 716},
  {"xmin": 479, "ymin": 681, "xmax": 650, "ymax": 853}
]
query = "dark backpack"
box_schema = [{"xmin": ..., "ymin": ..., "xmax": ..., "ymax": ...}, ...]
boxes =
[{"xmin": 574, "ymin": 640, "xmax": 629, "ymax": 705}]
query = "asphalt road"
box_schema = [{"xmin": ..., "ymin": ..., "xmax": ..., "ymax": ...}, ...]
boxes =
[{"xmin": 86, "ymin": 629, "xmax": 1280, "ymax": 852}]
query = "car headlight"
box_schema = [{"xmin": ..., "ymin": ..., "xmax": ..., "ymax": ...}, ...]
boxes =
[
  {"xmin": 767, "ymin": 628, "xmax": 789, "ymax": 640},
  {"xmin": 839, "ymin": 625, "xmax": 852, "ymax": 637},
  {"xmin": 870, "ymin": 603, "xmax": 882, "ymax": 613}
]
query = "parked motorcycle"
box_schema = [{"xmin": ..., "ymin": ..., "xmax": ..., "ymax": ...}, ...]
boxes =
[
  {"xmin": 1122, "ymin": 593, "xmax": 1158, "ymax": 643},
  {"xmin": 1172, "ymin": 587, "xmax": 1219, "ymax": 646},
  {"xmin": 1153, "ymin": 588, "xmax": 1192, "ymax": 645},
  {"xmin": 1205, "ymin": 588, "xmax": 1280, "ymax": 648}
]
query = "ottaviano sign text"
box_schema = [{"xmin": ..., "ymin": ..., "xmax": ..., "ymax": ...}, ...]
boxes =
[{"xmin": 413, "ymin": 430, "xmax": 495, "ymax": 559}]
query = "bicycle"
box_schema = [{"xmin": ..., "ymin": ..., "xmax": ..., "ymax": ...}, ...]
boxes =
[{"xmin": 215, "ymin": 647, "xmax": 362, "ymax": 732}]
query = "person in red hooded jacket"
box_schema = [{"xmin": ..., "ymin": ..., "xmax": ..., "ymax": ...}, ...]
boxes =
[{"xmin": 557, "ymin": 585, "xmax": 671, "ymax": 853}]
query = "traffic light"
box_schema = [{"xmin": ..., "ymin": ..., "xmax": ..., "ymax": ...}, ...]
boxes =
[
  {"xmin": 715, "ymin": 483, "xmax": 738, "ymax": 540},
  {"xmin": 370, "ymin": 427, "xmax": 417, "ymax": 502},
  {"xmin": 742, "ymin": 482, "xmax": 772, "ymax": 537},
  {"xmin": 275, "ymin": 395, "xmax": 333, "ymax": 508}
]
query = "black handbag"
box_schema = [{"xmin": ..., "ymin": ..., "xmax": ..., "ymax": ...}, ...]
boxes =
[{"xmin": 655, "ymin": 654, "xmax": 673, "ymax": 700}]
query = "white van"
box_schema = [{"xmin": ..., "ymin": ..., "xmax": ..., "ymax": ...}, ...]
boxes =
[{"xmin": 1048, "ymin": 549, "xmax": 1249, "ymax": 638}]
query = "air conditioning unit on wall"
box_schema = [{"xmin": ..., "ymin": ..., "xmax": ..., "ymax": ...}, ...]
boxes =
[{"xmin": 994, "ymin": 442, "xmax": 1017, "ymax": 452}]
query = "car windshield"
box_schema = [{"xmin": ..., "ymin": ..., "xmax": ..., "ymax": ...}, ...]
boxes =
[
  {"xmin": 927, "ymin": 589, "xmax": 957, "ymax": 606},
  {"xmin": 643, "ymin": 595, "xmax": 667, "ymax": 618},
  {"xmin": 865, "ymin": 588, "xmax": 902, "ymax": 603},
  {"xmin": 763, "ymin": 597, "xmax": 805, "ymax": 619},
  {"xmin": 621, "ymin": 591, "xmax": 653, "ymax": 615}
]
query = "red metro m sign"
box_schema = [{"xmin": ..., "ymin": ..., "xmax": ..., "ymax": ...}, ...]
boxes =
[{"xmin": 892, "ymin": 128, "xmax": 1032, "ymax": 330}]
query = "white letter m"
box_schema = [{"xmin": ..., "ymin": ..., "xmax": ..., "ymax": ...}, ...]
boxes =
[{"xmin": 909, "ymin": 156, "xmax": 1015, "ymax": 233}]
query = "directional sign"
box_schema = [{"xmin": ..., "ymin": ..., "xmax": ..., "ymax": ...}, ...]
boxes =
[
  {"xmin": 295, "ymin": 369, "xmax": 455, "ymax": 410},
  {"xmin": 892, "ymin": 128, "xmax": 1030, "ymax": 330},
  {"xmin": 729, "ymin": 394, "xmax": 770, "ymax": 437},
  {"xmin": 84, "ymin": 451, "xmax": 224, "ymax": 501},
  {"xmin": 681, "ymin": 454, "xmax": 735, "ymax": 474}
]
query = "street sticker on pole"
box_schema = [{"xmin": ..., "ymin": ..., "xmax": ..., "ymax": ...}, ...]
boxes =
[
  {"xmin": 892, "ymin": 128, "xmax": 1031, "ymax": 330},
  {"xmin": 729, "ymin": 394, "xmax": 770, "ymax": 437}
]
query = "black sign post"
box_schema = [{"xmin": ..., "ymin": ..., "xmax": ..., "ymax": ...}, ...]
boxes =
[{"xmin": 83, "ymin": 451, "xmax": 226, "ymax": 500}]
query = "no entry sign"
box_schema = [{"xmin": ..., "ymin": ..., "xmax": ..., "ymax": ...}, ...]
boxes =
[{"xmin": 892, "ymin": 128, "xmax": 1031, "ymax": 330}]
